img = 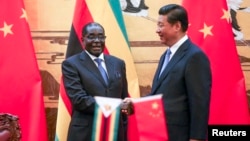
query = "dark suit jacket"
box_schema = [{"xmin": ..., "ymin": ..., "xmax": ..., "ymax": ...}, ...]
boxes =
[
  {"xmin": 150, "ymin": 39, "xmax": 212, "ymax": 141},
  {"xmin": 62, "ymin": 51, "xmax": 128, "ymax": 141}
]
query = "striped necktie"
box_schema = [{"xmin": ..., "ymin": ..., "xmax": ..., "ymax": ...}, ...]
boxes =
[{"xmin": 94, "ymin": 58, "xmax": 109, "ymax": 85}]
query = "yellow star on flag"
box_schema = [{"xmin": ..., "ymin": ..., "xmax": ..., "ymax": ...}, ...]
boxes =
[
  {"xmin": 221, "ymin": 8, "xmax": 230, "ymax": 23},
  {"xmin": 152, "ymin": 102, "xmax": 159, "ymax": 110},
  {"xmin": 199, "ymin": 23, "xmax": 213, "ymax": 38},
  {"xmin": 20, "ymin": 8, "xmax": 28, "ymax": 21},
  {"xmin": 0, "ymin": 21, "xmax": 13, "ymax": 37},
  {"xmin": 149, "ymin": 102, "xmax": 161, "ymax": 117}
]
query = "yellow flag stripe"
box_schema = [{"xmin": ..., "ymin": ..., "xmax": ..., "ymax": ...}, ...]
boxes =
[{"xmin": 55, "ymin": 95, "xmax": 71, "ymax": 141}]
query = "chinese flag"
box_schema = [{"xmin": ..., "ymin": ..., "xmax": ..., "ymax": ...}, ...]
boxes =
[
  {"xmin": 182, "ymin": 0, "xmax": 250, "ymax": 124},
  {"xmin": 131, "ymin": 94, "xmax": 168, "ymax": 141},
  {"xmin": 0, "ymin": 0, "xmax": 48, "ymax": 141}
]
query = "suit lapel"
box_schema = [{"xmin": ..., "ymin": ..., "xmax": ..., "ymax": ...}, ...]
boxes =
[
  {"xmin": 151, "ymin": 40, "xmax": 190, "ymax": 94},
  {"xmin": 151, "ymin": 52, "xmax": 165, "ymax": 92},
  {"xmin": 80, "ymin": 51, "xmax": 108, "ymax": 86},
  {"xmin": 104, "ymin": 55, "xmax": 115, "ymax": 85}
]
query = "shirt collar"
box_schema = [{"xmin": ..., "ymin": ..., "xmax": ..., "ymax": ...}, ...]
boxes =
[
  {"xmin": 85, "ymin": 51, "xmax": 105, "ymax": 61},
  {"xmin": 168, "ymin": 35, "xmax": 188, "ymax": 56}
]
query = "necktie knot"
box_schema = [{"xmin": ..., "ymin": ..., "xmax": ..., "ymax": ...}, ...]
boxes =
[
  {"xmin": 94, "ymin": 58, "xmax": 102, "ymax": 65},
  {"xmin": 166, "ymin": 49, "xmax": 171, "ymax": 56}
]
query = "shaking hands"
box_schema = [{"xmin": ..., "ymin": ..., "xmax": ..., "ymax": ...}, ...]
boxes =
[{"xmin": 120, "ymin": 97, "xmax": 134, "ymax": 115}]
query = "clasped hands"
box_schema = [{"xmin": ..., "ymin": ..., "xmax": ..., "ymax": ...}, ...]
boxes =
[{"xmin": 120, "ymin": 97, "xmax": 134, "ymax": 115}]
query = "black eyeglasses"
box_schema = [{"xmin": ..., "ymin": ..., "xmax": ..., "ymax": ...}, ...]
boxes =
[{"xmin": 86, "ymin": 35, "xmax": 106, "ymax": 41}]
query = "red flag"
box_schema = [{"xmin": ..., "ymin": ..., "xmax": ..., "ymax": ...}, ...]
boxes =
[
  {"xmin": 182, "ymin": 0, "xmax": 250, "ymax": 124},
  {"xmin": 130, "ymin": 95, "xmax": 168, "ymax": 141},
  {"xmin": 0, "ymin": 0, "xmax": 48, "ymax": 141}
]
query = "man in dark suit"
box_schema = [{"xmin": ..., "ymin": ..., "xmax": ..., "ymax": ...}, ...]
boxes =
[
  {"xmin": 62, "ymin": 22, "xmax": 128, "ymax": 141},
  {"xmin": 123, "ymin": 4, "xmax": 212, "ymax": 141},
  {"xmin": 151, "ymin": 4, "xmax": 212, "ymax": 141}
]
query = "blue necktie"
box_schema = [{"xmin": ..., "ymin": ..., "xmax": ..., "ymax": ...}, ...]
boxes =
[
  {"xmin": 159, "ymin": 49, "xmax": 171, "ymax": 77},
  {"xmin": 94, "ymin": 58, "xmax": 109, "ymax": 85}
]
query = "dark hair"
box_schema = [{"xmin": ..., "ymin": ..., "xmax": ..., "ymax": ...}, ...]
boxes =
[
  {"xmin": 158, "ymin": 4, "xmax": 188, "ymax": 32},
  {"xmin": 82, "ymin": 22, "xmax": 105, "ymax": 36}
]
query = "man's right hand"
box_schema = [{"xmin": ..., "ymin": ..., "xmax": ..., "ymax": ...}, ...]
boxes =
[{"xmin": 120, "ymin": 98, "xmax": 134, "ymax": 115}]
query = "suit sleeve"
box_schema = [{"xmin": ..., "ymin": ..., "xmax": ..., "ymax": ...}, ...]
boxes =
[
  {"xmin": 121, "ymin": 60, "xmax": 129, "ymax": 99},
  {"xmin": 185, "ymin": 51, "xmax": 212, "ymax": 139},
  {"xmin": 62, "ymin": 60, "xmax": 95, "ymax": 114},
  {"xmin": 120, "ymin": 60, "xmax": 129, "ymax": 133}
]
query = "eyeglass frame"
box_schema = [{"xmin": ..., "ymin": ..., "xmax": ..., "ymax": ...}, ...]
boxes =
[{"xmin": 84, "ymin": 34, "xmax": 106, "ymax": 42}]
